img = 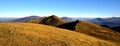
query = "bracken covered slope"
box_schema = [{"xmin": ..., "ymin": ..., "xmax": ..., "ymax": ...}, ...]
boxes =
[
  {"xmin": 0, "ymin": 23, "xmax": 117, "ymax": 46},
  {"xmin": 57, "ymin": 20, "xmax": 120, "ymax": 45},
  {"xmin": 39, "ymin": 15, "xmax": 66, "ymax": 26}
]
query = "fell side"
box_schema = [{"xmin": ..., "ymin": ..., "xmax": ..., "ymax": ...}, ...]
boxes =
[{"xmin": 0, "ymin": 22, "xmax": 117, "ymax": 46}]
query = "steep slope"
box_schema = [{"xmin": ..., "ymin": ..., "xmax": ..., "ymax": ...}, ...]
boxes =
[
  {"xmin": 39, "ymin": 15, "xmax": 66, "ymax": 26},
  {"xmin": 0, "ymin": 23, "xmax": 117, "ymax": 46},
  {"xmin": 57, "ymin": 20, "xmax": 120, "ymax": 44}
]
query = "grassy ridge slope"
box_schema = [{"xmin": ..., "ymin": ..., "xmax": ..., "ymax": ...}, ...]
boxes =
[
  {"xmin": 75, "ymin": 20, "xmax": 120, "ymax": 44},
  {"xmin": 57, "ymin": 20, "xmax": 120, "ymax": 45},
  {"xmin": 0, "ymin": 23, "xmax": 117, "ymax": 46}
]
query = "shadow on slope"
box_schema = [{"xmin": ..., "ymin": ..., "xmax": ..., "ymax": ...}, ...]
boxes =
[
  {"xmin": 57, "ymin": 20, "xmax": 120, "ymax": 45},
  {"xmin": 57, "ymin": 20, "xmax": 79, "ymax": 30},
  {"xmin": 100, "ymin": 25, "xmax": 120, "ymax": 33},
  {"xmin": 110, "ymin": 26, "xmax": 120, "ymax": 33}
]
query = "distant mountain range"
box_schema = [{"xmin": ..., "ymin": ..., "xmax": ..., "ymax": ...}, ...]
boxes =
[
  {"xmin": 90, "ymin": 17, "xmax": 120, "ymax": 27},
  {"xmin": 1, "ymin": 16, "xmax": 120, "ymax": 27},
  {"xmin": 0, "ymin": 18, "xmax": 17, "ymax": 22},
  {"xmin": 0, "ymin": 15, "xmax": 120, "ymax": 32},
  {"xmin": 61, "ymin": 17, "xmax": 74, "ymax": 22},
  {"xmin": 13, "ymin": 16, "xmax": 42, "ymax": 22}
]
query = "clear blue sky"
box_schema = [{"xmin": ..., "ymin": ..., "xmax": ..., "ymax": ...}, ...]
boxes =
[{"xmin": 0, "ymin": 0, "xmax": 120, "ymax": 17}]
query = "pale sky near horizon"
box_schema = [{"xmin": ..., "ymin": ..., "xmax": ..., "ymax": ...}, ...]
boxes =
[{"xmin": 0, "ymin": 0, "xmax": 120, "ymax": 18}]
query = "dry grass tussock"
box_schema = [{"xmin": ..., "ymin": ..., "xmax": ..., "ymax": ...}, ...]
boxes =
[{"xmin": 0, "ymin": 22, "xmax": 118, "ymax": 46}]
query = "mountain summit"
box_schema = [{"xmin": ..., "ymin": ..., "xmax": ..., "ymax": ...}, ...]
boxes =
[{"xmin": 39, "ymin": 15, "xmax": 66, "ymax": 26}]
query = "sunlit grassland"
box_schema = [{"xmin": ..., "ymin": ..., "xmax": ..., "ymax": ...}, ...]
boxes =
[{"xmin": 0, "ymin": 22, "xmax": 118, "ymax": 46}]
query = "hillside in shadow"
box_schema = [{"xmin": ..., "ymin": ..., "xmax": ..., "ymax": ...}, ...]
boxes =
[
  {"xmin": 110, "ymin": 26, "xmax": 120, "ymax": 33},
  {"xmin": 100, "ymin": 25, "xmax": 120, "ymax": 33}
]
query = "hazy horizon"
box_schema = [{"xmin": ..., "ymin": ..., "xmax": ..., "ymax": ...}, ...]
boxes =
[{"xmin": 0, "ymin": 0, "xmax": 120, "ymax": 17}]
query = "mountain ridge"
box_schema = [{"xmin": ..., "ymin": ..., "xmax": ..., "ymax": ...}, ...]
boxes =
[
  {"xmin": 39, "ymin": 15, "xmax": 66, "ymax": 26},
  {"xmin": 57, "ymin": 20, "xmax": 120, "ymax": 44}
]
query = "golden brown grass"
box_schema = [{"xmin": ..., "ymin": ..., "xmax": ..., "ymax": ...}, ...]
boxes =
[
  {"xmin": 0, "ymin": 22, "xmax": 118, "ymax": 46},
  {"xmin": 26, "ymin": 19, "xmax": 40, "ymax": 24},
  {"xmin": 75, "ymin": 20, "xmax": 120, "ymax": 45}
]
